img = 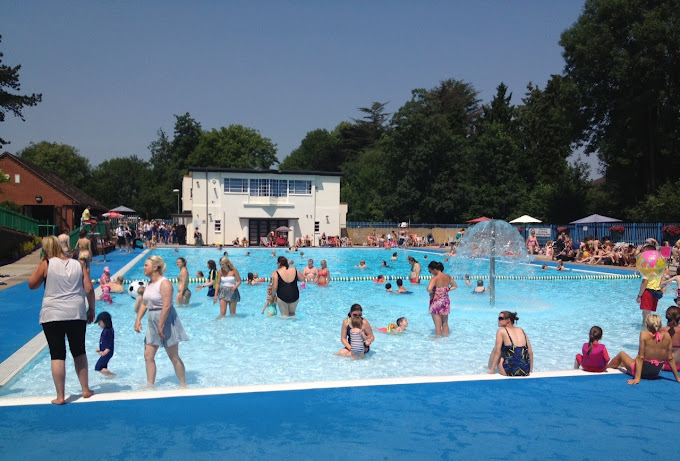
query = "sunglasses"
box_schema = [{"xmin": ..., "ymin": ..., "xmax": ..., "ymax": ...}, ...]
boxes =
[
  {"xmin": 498, "ymin": 317, "xmax": 507, "ymax": 321},
  {"xmin": 351, "ymin": 313, "xmax": 362, "ymax": 317}
]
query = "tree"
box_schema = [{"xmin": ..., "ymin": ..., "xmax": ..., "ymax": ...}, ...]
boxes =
[
  {"xmin": 560, "ymin": 0, "xmax": 680, "ymax": 208},
  {"xmin": 88, "ymin": 156, "xmax": 153, "ymax": 214},
  {"xmin": 341, "ymin": 145, "xmax": 388, "ymax": 221},
  {"xmin": 0, "ymin": 34, "xmax": 42, "ymax": 147},
  {"xmin": 627, "ymin": 179, "xmax": 680, "ymax": 222},
  {"xmin": 17, "ymin": 141, "xmax": 92, "ymax": 186},
  {"xmin": 188, "ymin": 125, "xmax": 278, "ymax": 169},
  {"xmin": 381, "ymin": 79, "xmax": 481, "ymax": 222},
  {"xmin": 280, "ymin": 129, "xmax": 339, "ymax": 171}
]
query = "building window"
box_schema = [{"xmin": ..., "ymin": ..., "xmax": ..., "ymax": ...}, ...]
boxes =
[
  {"xmin": 289, "ymin": 180, "xmax": 312, "ymax": 195},
  {"xmin": 249, "ymin": 179, "xmax": 288, "ymax": 197},
  {"xmin": 314, "ymin": 221, "xmax": 320, "ymax": 232},
  {"xmin": 14, "ymin": 174, "xmax": 20, "ymax": 184},
  {"xmin": 271, "ymin": 179, "xmax": 287, "ymax": 197},
  {"xmin": 224, "ymin": 178, "xmax": 248, "ymax": 193},
  {"xmin": 214, "ymin": 220, "xmax": 221, "ymax": 233}
]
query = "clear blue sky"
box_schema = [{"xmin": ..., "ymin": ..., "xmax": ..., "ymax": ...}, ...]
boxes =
[{"xmin": 1, "ymin": 1, "xmax": 596, "ymax": 173}]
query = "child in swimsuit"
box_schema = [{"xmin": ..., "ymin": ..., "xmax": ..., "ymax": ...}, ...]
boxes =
[
  {"xmin": 378, "ymin": 317, "xmax": 408, "ymax": 333},
  {"xmin": 349, "ymin": 316, "xmax": 369, "ymax": 359},
  {"xmin": 94, "ymin": 312, "xmax": 115, "ymax": 377},
  {"xmin": 575, "ymin": 326, "xmax": 610, "ymax": 372},
  {"xmin": 99, "ymin": 285, "xmax": 113, "ymax": 304},
  {"xmin": 261, "ymin": 285, "xmax": 277, "ymax": 316}
]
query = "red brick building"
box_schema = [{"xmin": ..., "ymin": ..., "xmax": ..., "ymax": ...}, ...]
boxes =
[{"xmin": 0, "ymin": 152, "xmax": 107, "ymax": 232}]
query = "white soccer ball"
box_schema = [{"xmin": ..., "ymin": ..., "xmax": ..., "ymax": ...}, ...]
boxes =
[{"xmin": 127, "ymin": 280, "xmax": 147, "ymax": 299}]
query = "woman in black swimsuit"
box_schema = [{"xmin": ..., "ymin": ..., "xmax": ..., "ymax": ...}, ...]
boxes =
[
  {"xmin": 270, "ymin": 256, "xmax": 304, "ymax": 317},
  {"xmin": 336, "ymin": 303, "xmax": 375, "ymax": 357}
]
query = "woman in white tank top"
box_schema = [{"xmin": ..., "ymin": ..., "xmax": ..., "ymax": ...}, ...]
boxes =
[
  {"xmin": 134, "ymin": 255, "xmax": 187, "ymax": 388},
  {"xmin": 29, "ymin": 235, "xmax": 96, "ymax": 405}
]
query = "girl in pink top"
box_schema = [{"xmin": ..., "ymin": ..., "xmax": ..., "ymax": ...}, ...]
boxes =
[{"xmin": 575, "ymin": 326, "xmax": 610, "ymax": 372}]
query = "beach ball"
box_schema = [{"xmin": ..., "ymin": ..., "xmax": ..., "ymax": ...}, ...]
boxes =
[
  {"xmin": 636, "ymin": 250, "xmax": 666, "ymax": 277},
  {"xmin": 128, "ymin": 280, "xmax": 147, "ymax": 299}
]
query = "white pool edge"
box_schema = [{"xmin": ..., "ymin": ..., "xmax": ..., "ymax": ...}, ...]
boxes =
[
  {"xmin": 0, "ymin": 250, "xmax": 150, "ymax": 387},
  {"xmin": 0, "ymin": 368, "xmax": 624, "ymax": 407}
]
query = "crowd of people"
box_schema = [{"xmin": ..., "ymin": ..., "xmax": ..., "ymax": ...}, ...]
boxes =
[
  {"xmin": 28, "ymin": 232, "xmax": 680, "ymax": 404},
  {"xmin": 529, "ymin": 230, "xmax": 678, "ymax": 269}
]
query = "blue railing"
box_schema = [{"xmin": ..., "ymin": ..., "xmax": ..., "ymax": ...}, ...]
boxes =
[{"xmin": 346, "ymin": 221, "xmax": 680, "ymax": 246}]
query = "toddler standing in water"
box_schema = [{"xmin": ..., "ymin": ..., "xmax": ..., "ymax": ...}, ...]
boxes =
[
  {"xmin": 574, "ymin": 326, "xmax": 610, "ymax": 372},
  {"xmin": 261, "ymin": 284, "xmax": 277, "ymax": 316},
  {"xmin": 349, "ymin": 316, "xmax": 369, "ymax": 359},
  {"xmin": 95, "ymin": 312, "xmax": 115, "ymax": 377},
  {"xmin": 99, "ymin": 285, "xmax": 113, "ymax": 304}
]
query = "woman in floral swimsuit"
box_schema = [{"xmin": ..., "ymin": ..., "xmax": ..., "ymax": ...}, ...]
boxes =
[{"xmin": 426, "ymin": 261, "xmax": 457, "ymax": 337}]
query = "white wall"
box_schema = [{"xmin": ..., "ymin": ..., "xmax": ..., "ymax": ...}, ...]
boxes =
[{"xmin": 183, "ymin": 170, "xmax": 342, "ymax": 246}]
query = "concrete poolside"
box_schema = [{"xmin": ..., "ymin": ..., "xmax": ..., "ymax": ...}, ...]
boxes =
[
  {"xmin": 2, "ymin": 246, "xmax": 679, "ymax": 459},
  {"xmin": 1, "ymin": 371, "xmax": 679, "ymax": 460}
]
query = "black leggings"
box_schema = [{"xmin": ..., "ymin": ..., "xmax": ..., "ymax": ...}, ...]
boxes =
[{"xmin": 42, "ymin": 320, "xmax": 87, "ymax": 360}]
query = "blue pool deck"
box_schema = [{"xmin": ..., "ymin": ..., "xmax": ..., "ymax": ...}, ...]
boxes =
[{"xmin": 1, "ymin": 248, "xmax": 679, "ymax": 460}]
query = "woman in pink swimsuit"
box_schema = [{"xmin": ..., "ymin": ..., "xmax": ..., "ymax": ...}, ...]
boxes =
[
  {"xmin": 317, "ymin": 260, "xmax": 330, "ymax": 286},
  {"xmin": 660, "ymin": 306, "xmax": 680, "ymax": 371},
  {"xmin": 426, "ymin": 261, "xmax": 457, "ymax": 337}
]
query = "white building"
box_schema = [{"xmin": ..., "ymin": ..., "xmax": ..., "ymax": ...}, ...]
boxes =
[{"xmin": 182, "ymin": 168, "xmax": 345, "ymax": 246}]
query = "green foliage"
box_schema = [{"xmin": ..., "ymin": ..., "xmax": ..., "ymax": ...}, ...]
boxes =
[
  {"xmin": 0, "ymin": 200, "xmax": 22, "ymax": 214},
  {"xmin": 560, "ymin": 0, "xmax": 680, "ymax": 207},
  {"xmin": 341, "ymin": 146, "xmax": 387, "ymax": 221},
  {"xmin": 280, "ymin": 129, "xmax": 339, "ymax": 171},
  {"xmin": 627, "ymin": 179, "xmax": 680, "ymax": 222},
  {"xmin": 17, "ymin": 141, "xmax": 92, "ymax": 186},
  {"xmin": 87, "ymin": 156, "xmax": 152, "ymax": 215},
  {"xmin": 0, "ymin": 34, "xmax": 42, "ymax": 147},
  {"xmin": 188, "ymin": 125, "xmax": 278, "ymax": 169}
]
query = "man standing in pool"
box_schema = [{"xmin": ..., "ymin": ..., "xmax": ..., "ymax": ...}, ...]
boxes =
[
  {"xmin": 176, "ymin": 258, "xmax": 191, "ymax": 306},
  {"xmin": 302, "ymin": 259, "xmax": 318, "ymax": 283}
]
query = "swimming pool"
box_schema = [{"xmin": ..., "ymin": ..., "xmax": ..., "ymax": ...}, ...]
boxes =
[{"xmin": 0, "ymin": 247, "xmax": 652, "ymax": 398}]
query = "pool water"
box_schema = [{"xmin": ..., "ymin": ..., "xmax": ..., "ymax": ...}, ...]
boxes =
[{"xmin": 0, "ymin": 248, "xmax": 651, "ymax": 398}]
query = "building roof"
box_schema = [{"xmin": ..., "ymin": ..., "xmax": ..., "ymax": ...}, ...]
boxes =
[
  {"xmin": 188, "ymin": 167, "xmax": 343, "ymax": 177},
  {"xmin": 0, "ymin": 152, "xmax": 108, "ymax": 210}
]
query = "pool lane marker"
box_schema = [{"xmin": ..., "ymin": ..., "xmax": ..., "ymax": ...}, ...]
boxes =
[
  {"xmin": 0, "ymin": 250, "xmax": 151, "ymax": 388},
  {"xmin": 0, "ymin": 368, "xmax": 621, "ymax": 407}
]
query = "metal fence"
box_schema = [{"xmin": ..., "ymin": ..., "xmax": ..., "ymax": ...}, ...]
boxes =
[
  {"xmin": 0, "ymin": 207, "xmax": 40, "ymax": 235},
  {"xmin": 347, "ymin": 221, "xmax": 680, "ymax": 246}
]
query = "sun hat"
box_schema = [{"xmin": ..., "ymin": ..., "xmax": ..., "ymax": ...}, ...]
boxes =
[{"xmin": 103, "ymin": 266, "xmax": 110, "ymax": 273}]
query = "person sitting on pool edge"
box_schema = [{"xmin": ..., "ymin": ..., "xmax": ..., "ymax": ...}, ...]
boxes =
[
  {"xmin": 488, "ymin": 311, "xmax": 533, "ymax": 376},
  {"xmin": 607, "ymin": 314, "xmax": 680, "ymax": 385}
]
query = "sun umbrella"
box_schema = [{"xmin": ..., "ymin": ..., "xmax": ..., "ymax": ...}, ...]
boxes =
[
  {"xmin": 102, "ymin": 211, "xmax": 122, "ymax": 218},
  {"xmin": 275, "ymin": 226, "xmax": 292, "ymax": 232},
  {"xmin": 570, "ymin": 214, "xmax": 622, "ymax": 224},
  {"xmin": 509, "ymin": 215, "xmax": 542, "ymax": 224},
  {"xmin": 466, "ymin": 216, "xmax": 491, "ymax": 224},
  {"xmin": 108, "ymin": 205, "xmax": 136, "ymax": 214}
]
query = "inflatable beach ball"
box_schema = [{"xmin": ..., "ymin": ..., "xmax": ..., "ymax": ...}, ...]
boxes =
[
  {"xmin": 636, "ymin": 250, "xmax": 666, "ymax": 277},
  {"xmin": 128, "ymin": 280, "xmax": 147, "ymax": 299}
]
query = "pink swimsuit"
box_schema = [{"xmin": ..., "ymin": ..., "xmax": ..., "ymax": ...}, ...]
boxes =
[{"xmin": 429, "ymin": 287, "xmax": 450, "ymax": 315}]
